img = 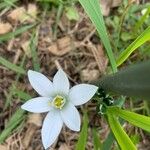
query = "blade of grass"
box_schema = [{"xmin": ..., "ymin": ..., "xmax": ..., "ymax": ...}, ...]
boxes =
[
  {"xmin": 30, "ymin": 29, "xmax": 40, "ymax": 71},
  {"xmin": 13, "ymin": 89, "xmax": 32, "ymax": 101},
  {"xmin": 0, "ymin": 109, "xmax": 25, "ymax": 143},
  {"xmin": 79, "ymin": 0, "xmax": 117, "ymax": 73},
  {"xmin": 4, "ymin": 55, "xmax": 26, "ymax": 109},
  {"xmin": 0, "ymin": 56, "xmax": 26, "ymax": 74},
  {"xmin": 92, "ymin": 128, "xmax": 102, "ymax": 150},
  {"xmin": 102, "ymin": 131, "xmax": 114, "ymax": 150},
  {"xmin": 0, "ymin": 24, "xmax": 35, "ymax": 42},
  {"xmin": 117, "ymin": 26, "xmax": 150, "ymax": 66},
  {"xmin": 53, "ymin": 3, "xmax": 63, "ymax": 40},
  {"xmin": 102, "ymin": 97, "xmax": 125, "ymax": 150},
  {"xmin": 0, "ymin": 0, "xmax": 18, "ymax": 10},
  {"xmin": 75, "ymin": 112, "xmax": 88, "ymax": 150},
  {"xmin": 107, "ymin": 112, "xmax": 136, "ymax": 150},
  {"xmin": 109, "ymin": 107, "xmax": 150, "ymax": 132},
  {"xmin": 133, "ymin": 6, "xmax": 150, "ymax": 34}
]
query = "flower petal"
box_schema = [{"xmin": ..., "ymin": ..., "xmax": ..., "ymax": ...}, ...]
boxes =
[
  {"xmin": 53, "ymin": 69, "xmax": 70, "ymax": 95},
  {"xmin": 28, "ymin": 70, "xmax": 54, "ymax": 97},
  {"xmin": 42, "ymin": 110, "xmax": 63, "ymax": 149},
  {"xmin": 69, "ymin": 84, "xmax": 98, "ymax": 106},
  {"xmin": 21, "ymin": 97, "xmax": 52, "ymax": 113},
  {"xmin": 60, "ymin": 102, "xmax": 80, "ymax": 131}
]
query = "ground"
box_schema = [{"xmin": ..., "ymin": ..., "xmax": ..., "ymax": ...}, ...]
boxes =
[{"xmin": 0, "ymin": 0, "xmax": 150, "ymax": 150}]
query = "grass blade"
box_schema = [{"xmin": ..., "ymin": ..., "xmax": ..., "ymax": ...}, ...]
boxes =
[
  {"xmin": 0, "ymin": 56, "xmax": 26, "ymax": 74},
  {"xmin": 0, "ymin": 24, "xmax": 35, "ymax": 42},
  {"xmin": 79, "ymin": 0, "xmax": 117, "ymax": 73},
  {"xmin": 102, "ymin": 131, "xmax": 114, "ymax": 150},
  {"xmin": 117, "ymin": 26, "xmax": 150, "ymax": 66},
  {"xmin": 107, "ymin": 112, "xmax": 136, "ymax": 150},
  {"xmin": 133, "ymin": 6, "xmax": 150, "ymax": 34},
  {"xmin": 92, "ymin": 128, "xmax": 102, "ymax": 150},
  {"xmin": 13, "ymin": 89, "xmax": 32, "ymax": 101},
  {"xmin": 109, "ymin": 107, "xmax": 150, "ymax": 132},
  {"xmin": 0, "ymin": 109, "xmax": 25, "ymax": 143},
  {"xmin": 75, "ymin": 112, "xmax": 88, "ymax": 150},
  {"xmin": 30, "ymin": 30, "xmax": 40, "ymax": 71}
]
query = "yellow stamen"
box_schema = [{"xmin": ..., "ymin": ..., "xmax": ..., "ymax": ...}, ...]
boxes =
[{"xmin": 53, "ymin": 95, "xmax": 65, "ymax": 109}]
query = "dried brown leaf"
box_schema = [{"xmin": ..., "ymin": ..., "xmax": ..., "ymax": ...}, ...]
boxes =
[
  {"xmin": 27, "ymin": 114, "xmax": 42, "ymax": 127},
  {"xmin": 7, "ymin": 7, "xmax": 26, "ymax": 22},
  {"xmin": 48, "ymin": 36, "xmax": 72, "ymax": 56},
  {"xmin": 7, "ymin": 4, "xmax": 37, "ymax": 23},
  {"xmin": 80, "ymin": 69, "xmax": 100, "ymax": 82},
  {"xmin": 21, "ymin": 41, "xmax": 31, "ymax": 58},
  {"xmin": 58, "ymin": 144, "xmax": 70, "ymax": 150},
  {"xmin": 0, "ymin": 145, "xmax": 7, "ymax": 150},
  {"xmin": 0, "ymin": 22, "xmax": 12, "ymax": 35},
  {"xmin": 100, "ymin": 0, "xmax": 122, "ymax": 16}
]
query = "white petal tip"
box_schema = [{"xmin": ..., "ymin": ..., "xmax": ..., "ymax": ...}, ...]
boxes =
[
  {"xmin": 43, "ymin": 144, "xmax": 50, "ymax": 150},
  {"xmin": 21, "ymin": 104, "xmax": 26, "ymax": 110},
  {"xmin": 27, "ymin": 70, "xmax": 34, "ymax": 75}
]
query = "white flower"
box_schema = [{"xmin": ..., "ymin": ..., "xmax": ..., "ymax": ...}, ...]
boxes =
[{"xmin": 21, "ymin": 69, "xmax": 98, "ymax": 149}]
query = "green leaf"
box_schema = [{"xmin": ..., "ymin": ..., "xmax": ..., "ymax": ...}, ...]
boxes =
[
  {"xmin": 99, "ymin": 61, "xmax": 150, "ymax": 100},
  {"xmin": 30, "ymin": 30, "xmax": 40, "ymax": 71},
  {"xmin": 0, "ymin": 24, "xmax": 35, "ymax": 42},
  {"xmin": 13, "ymin": 89, "xmax": 32, "ymax": 101},
  {"xmin": 117, "ymin": 26, "xmax": 150, "ymax": 66},
  {"xmin": 65, "ymin": 6, "xmax": 79, "ymax": 21},
  {"xmin": 107, "ymin": 112, "xmax": 136, "ymax": 150},
  {"xmin": 0, "ymin": 109, "xmax": 25, "ymax": 143},
  {"xmin": 133, "ymin": 6, "xmax": 150, "ymax": 34},
  {"xmin": 75, "ymin": 112, "xmax": 88, "ymax": 150},
  {"xmin": 102, "ymin": 129, "xmax": 115, "ymax": 150},
  {"xmin": 109, "ymin": 107, "xmax": 150, "ymax": 132},
  {"xmin": 0, "ymin": 56, "xmax": 26, "ymax": 74},
  {"xmin": 79, "ymin": 0, "xmax": 117, "ymax": 73},
  {"xmin": 92, "ymin": 128, "xmax": 102, "ymax": 150}
]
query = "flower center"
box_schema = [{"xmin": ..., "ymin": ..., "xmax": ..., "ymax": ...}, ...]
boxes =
[{"xmin": 52, "ymin": 95, "xmax": 66, "ymax": 109}]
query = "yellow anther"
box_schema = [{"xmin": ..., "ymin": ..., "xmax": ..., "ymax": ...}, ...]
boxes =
[{"xmin": 53, "ymin": 95, "xmax": 65, "ymax": 109}]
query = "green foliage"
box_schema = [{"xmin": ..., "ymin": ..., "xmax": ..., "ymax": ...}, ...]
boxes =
[
  {"xmin": 0, "ymin": 56, "xmax": 26, "ymax": 74},
  {"xmin": 107, "ymin": 111, "xmax": 136, "ymax": 150},
  {"xmin": 109, "ymin": 107, "xmax": 150, "ymax": 132},
  {"xmin": 30, "ymin": 30, "xmax": 40, "ymax": 71},
  {"xmin": 99, "ymin": 61, "xmax": 150, "ymax": 100},
  {"xmin": 92, "ymin": 128, "xmax": 102, "ymax": 150},
  {"xmin": 65, "ymin": 6, "xmax": 79, "ymax": 21},
  {"xmin": 79, "ymin": 0, "xmax": 117, "ymax": 73},
  {"xmin": 0, "ymin": 0, "xmax": 18, "ymax": 10},
  {"xmin": 13, "ymin": 89, "xmax": 32, "ymax": 101},
  {"xmin": 0, "ymin": 24, "xmax": 35, "ymax": 42},
  {"xmin": 117, "ymin": 26, "xmax": 150, "ymax": 66},
  {"xmin": 133, "ymin": 6, "xmax": 150, "ymax": 34},
  {"xmin": 0, "ymin": 109, "xmax": 25, "ymax": 143},
  {"xmin": 75, "ymin": 112, "xmax": 88, "ymax": 150}
]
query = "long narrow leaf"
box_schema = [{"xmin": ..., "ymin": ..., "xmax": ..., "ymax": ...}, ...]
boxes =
[
  {"xmin": 0, "ymin": 56, "xmax": 26, "ymax": 74},
  {"xmin": 30, "ymin": 30, "xmax": 40, "ymax": 71},
  {"xmin": 0, "ymin": 109, "xmax": 25, "ymax": 143},
  {"xmin": 75, "ymin": 112, "xmax": 88, "ymax": 150},
  {"xmin": 133, "ymin": 6, "xmax": 150, "ymax": 34},
  {"xmin": 117, "ymin": 26, "xmax": 150, "ymax": 66},
  {"xmin": 0, "ymin": 24, "xmax": 35, "ymax": 42},
  {"xmin": 13, "ymin": 89, "xmax": 32, "ymax": 101},
  {"xmin": 92, "ymin": 128, "xmax": 102, "ymax": 150},
  {"xmin": 109, "ymin": 107, "xmax": 150, "ymax": 132},
  {"xmin": 79, "ymin": 0, "xmax": 117, "ymax": 73},
  {"xmin": 107, "ymin": 112, "xmax": 136, "ymax": 150}
]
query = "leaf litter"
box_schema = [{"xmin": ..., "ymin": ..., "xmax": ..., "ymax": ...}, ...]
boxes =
[{"xmin": 0, "ymin": 1, "xmax": 149, "ymax": 150}]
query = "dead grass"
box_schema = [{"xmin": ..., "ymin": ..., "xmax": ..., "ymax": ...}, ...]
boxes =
[{"xmin": 0, "ymin": 1, "xmax": 149, "ymax": 150}]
